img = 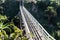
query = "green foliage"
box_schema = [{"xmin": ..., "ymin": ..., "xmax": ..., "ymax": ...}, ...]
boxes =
[
  {"xmin": 2, "ymin": 0, "xmax": 19, "ymax": 18},
  {"xmin": 36, "ymin": 1, "xmax": 49, "ymax": 10},
  {"xmin": 0, "ymin": 14, "xmax": 28, "ymax": 40},
  {"xmin": 44, "ymin": 6, "xmax": 57, "ymax": 24},
  {"xmin": 0, "ymin": 15, "xmax": 7, "ymax": 21}
]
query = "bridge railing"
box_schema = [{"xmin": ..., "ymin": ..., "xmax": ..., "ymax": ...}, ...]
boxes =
[
  {"xmin": 22, "ymin": 6, "xmax": 56, "ymax": 40},
  {"xmin": 20, "ymin": 6, "xmax": 33, "ymax": 40}
]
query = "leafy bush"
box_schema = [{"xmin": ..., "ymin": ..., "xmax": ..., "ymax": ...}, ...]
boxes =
[{"xmin": 0, "ymin": 14, "xmax": 28, "ymax": 40}]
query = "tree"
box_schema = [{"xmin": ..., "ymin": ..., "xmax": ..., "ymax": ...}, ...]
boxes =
[
  {"xmin": 2, "ymin": 0, "xmax": 19, "ymax": 18},
  {"xmin": 36, "ymin": 1, "xmax": 49, "ymax": 10},
  {"xmin": 49, "ymin": 1, "xmax": 58, "ymax": 9},
  {"xmin": 0, "ymin": 0, "xmax": 4, "ymax": 15},
  {"xmin": 56, "ymin": 5, "xmax": 60, "ymax": 17},
  {"xmin": 0, "ymin": 0, "xmax": 3, "ymax": 4},
  {"xmin": 44, "ymin": 6, "xmax": 57, "ymax": 25}
]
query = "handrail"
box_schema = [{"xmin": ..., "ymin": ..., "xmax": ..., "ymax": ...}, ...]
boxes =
[
  {"xmin": 20, "ymin": 6, "xmax": 33, "ymax": 40},
  {"xmin": 23, "ymin": 6, "xmax": 56, "ymax": 40}
]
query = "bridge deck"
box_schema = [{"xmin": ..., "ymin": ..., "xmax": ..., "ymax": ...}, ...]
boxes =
[{"xmin": 20, "ymin": 6, "xmax": 55, "ymax": 40}]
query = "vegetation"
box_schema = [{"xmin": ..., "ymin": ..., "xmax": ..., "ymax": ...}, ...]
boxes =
[
  {"xmin": 1, "ymin": 0, "xmax": 19, "ymax": 18},
  {"xmin": 24, "ymin": 1, "xmax": 60, "ymax": 40},
  {"xmin": 0, "ymin": 14, "xmax": 28, "ymax": 40},
  {"xmin": 0, "ymin": 0, "xmax": 28, "ymax": 40}
]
